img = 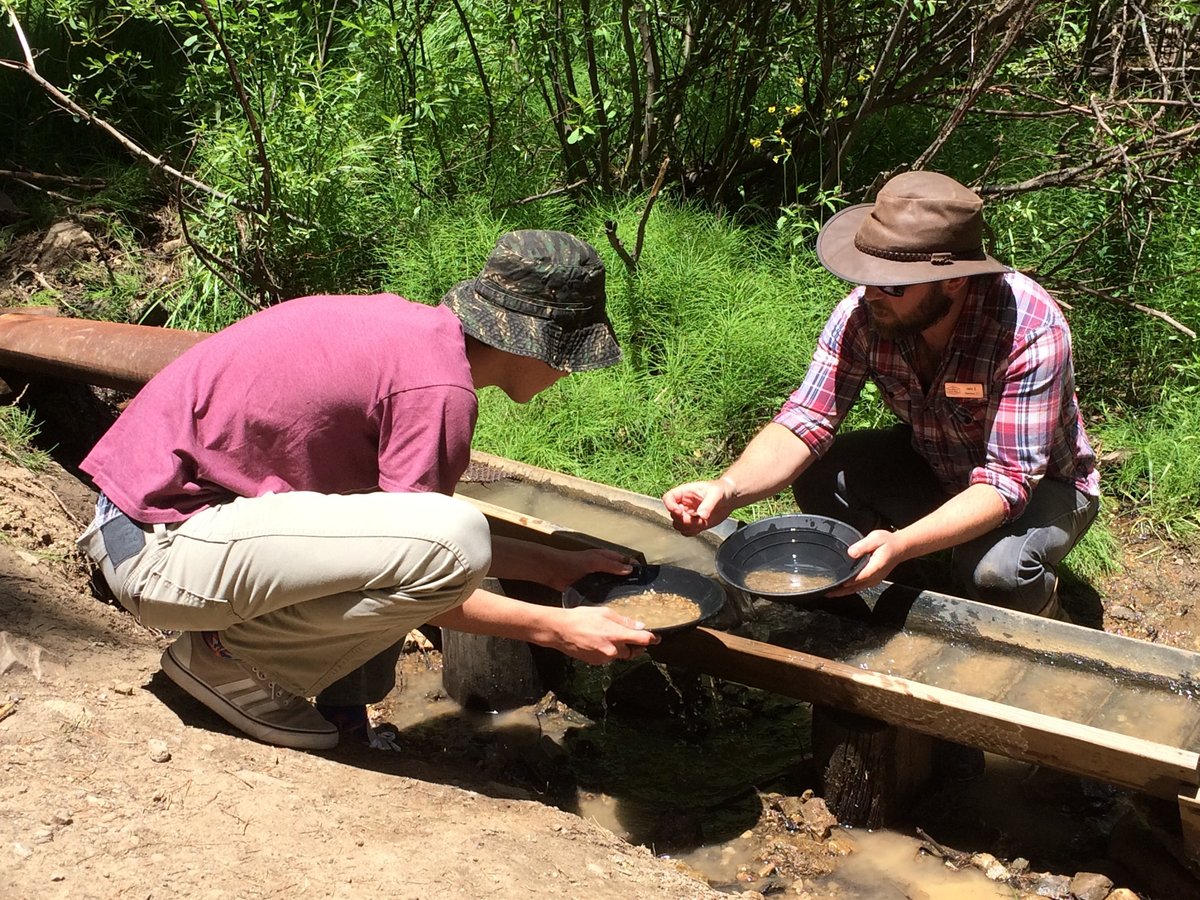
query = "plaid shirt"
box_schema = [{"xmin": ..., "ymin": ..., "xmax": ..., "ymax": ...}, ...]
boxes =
[{"xmin": 774, "ymin": 272, "xmax": 1099, "ymax": 522}]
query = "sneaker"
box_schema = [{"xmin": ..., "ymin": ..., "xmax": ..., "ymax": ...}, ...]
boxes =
[{"xmin": 161, "ymin": 632, "xmax": 338, "ymax": 750}]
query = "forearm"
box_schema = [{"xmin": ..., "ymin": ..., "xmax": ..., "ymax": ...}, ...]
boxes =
[
  {"xmin": 890, "ymin": 483, "xmax": 1007, "ymax": 562},
  {"xmin": 720, "ymin": 422, "xmax": 815, "ymax": 505},
  {"xmin": 428, "ymin": 588, "xmax": 555, "ymax": 644},
  {"xmin": 487, "ymin": 534, "xmax": 558, "ymax": 582}
]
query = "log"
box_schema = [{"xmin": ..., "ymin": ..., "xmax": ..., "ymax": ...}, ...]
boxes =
[
  {"xmin": 439, "ymin": 579, "xmax": 549, "ymax": 711},
  {"xmin": 811, "ymin": 705, "xmax": 934, "ymax": 829}
]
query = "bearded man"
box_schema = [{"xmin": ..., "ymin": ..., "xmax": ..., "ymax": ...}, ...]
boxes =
[{"xmin": 663, "ymin": 171, "xmax": 1099, "ymax": 618}]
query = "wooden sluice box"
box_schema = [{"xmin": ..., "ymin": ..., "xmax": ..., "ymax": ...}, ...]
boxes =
[{"xmin": 459, "ymin": 451, "xmax": 1200, "ymax": 857}]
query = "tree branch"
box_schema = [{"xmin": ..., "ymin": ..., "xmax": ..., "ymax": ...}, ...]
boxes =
[{"xmin": 0, "ymin": 8, "xmax": 312, "ymax": 232}]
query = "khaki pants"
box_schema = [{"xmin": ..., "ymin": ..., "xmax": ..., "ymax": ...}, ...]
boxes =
[{"xmin": 78, "ymin": 491, "xmax": 491, "ymax": 697}]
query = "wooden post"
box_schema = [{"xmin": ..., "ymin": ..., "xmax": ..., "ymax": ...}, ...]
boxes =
[
  {"xmin": 810, "ymin": 705, "xmax": 935, "ymax": 829},
  {"xmin": 1180, "ymin": 787, "xmax": 1200, "ymax": 863},
  {"xmin": 440, "ymin": 578, "xmax": 549, "ymax": 711}
]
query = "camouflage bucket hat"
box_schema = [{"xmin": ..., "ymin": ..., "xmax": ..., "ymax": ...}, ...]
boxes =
[{"xmin": 441, "ymin": 230, "xmax": 622, "ymax": 373}]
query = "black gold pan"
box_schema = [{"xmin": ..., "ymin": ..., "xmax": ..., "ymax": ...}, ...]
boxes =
[
  {"xmin": 716, "ymin": 514, "xmax": 867, "ymax": 600},
  {"xmin": 562, "ymin": 564, "xmax": 726, "ymax": 634}
]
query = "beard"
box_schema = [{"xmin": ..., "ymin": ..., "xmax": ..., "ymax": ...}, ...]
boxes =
[{"xmin": 866, "ymin": 283, "xmax": 953, "ymax": 340}]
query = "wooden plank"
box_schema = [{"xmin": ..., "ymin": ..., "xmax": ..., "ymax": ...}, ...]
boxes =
[
  {"xmin": 0, "ymin": 313, "xmax": 205, "ymax": 393},
  {"xmin": 650, "ymin": 626, "xmax": 1200, "ymax": 800},
  {"xmin": 451, "ymin": 452, "xmax": 1200, "ymax": 803},
  {"xmin": 468, "ymin": 451, "xmax": 676, "ymax": 520}
]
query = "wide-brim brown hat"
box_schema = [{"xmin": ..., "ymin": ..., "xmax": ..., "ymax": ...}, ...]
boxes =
[
  {"xmin": 442, "ymin": 229, "xmax": 621, "ymax": 373},
  {"xmin": 816, "ymin": 171, "xmax": 1010, "ymax": 286}
]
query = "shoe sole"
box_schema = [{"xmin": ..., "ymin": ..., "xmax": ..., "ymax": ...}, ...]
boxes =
[{"xmin": 161, "ymin": 644, "xmax": 338, "ymax": 751}]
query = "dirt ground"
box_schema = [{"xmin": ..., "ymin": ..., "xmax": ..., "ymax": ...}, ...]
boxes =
[{"xmin": 3, "ymin": 214, "xmax": 1200, "ymax": 899}]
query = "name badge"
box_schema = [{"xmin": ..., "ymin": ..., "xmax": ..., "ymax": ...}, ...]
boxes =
[{"xmin": 945, "ymin": 382, "xmax": 984, "ymax": 399}]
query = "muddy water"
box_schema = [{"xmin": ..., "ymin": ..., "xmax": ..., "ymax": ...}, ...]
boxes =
[
  {"xmin": 456, "ymin": 479, "xmax": 721, "ymax": 572},
  {"xmin": 741, "ymin": 567, "xmax": 838, "ymax": 594},
  {"xmin": 599, "ymin": 591, "xmax": 702, "ymax": 630},
  {"xmin": 383, "ymin": 658, "xmax": 1017, "ymax": 899},
  {"xmin": 844, "ymin": 626, "xmax": 1200, "ymax": 749}
]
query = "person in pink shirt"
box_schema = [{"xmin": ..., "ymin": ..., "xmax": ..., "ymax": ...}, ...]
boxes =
[
  {"xmin": 78, "ymin": 230, "xmax": 657, "ymax": 751},
  {"xmin": 664, "ymin": 172, "xmax": 1099, "ymax": 620}
]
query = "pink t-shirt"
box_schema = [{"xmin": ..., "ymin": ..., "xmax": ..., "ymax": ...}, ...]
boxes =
[{"xmin": 81, "ymin": 294, "xmax": 478, "ymax": 523}]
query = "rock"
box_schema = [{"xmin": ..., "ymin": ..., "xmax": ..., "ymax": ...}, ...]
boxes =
[
  {"xmin": 985, "ymin": 859, "xmax": 1010, "ymax": 881},
  {"xmin": 147, "ymin": 739, "xmax": 171, "ymax": 763},
  {"xmin": 0, "ymin": 633, "xmax": 65, "ymax": 682},
  {"xmin": 35, "ymin": 221, "xmax": 96, "ymax": 270},
  {"xmin": 1102, "ymin": 890, "xmax": 1141, "ymax": 900},
  {"xmin": 1030, "ymin": 872, "xmax": 1071, "ymax": 897},
  {"xmin": 972, "ymin": 851, "xmax": 999, "ymax": 868},
  {"xmin": 0, "ymin": 190, "xmax": 26, "ymax": 224},
  {"xmin": 800, "ymin": 797, "xmax": 838, "ymax": 840},
  {"xmin": 1108, "ymin": 606, "xmax": 1140, "ymax": 622},
  {"xmin": 1070, "ymin": 872, "xmax": 1113, "ymax": 900}
]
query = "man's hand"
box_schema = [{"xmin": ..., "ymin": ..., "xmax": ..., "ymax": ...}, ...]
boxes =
[
  {"xmin": 545, "ymin": 605, "xmax": 660, "ymax": 664},
  {"xmin": 826, "ymin": 483, "xmax": 1008, "ymax": 596},
  {"xmin": 825, "ymin": 529, "xmax": 894, "ymax": 596},
  {"xmin": 662, "ymin": 478, "xmax": 735, "ymax": 536},
  {"xmin": 540, "ymin": 547, "xmax": 635, "ymax": 592},
  {"xmin": 429, "ymin": 589, "xmax": 659, "ymax": 664}
]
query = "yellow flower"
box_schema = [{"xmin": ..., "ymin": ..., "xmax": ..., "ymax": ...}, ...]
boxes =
[
  {"xmin": 787, "ymin": 104, "xmax": 802, "ymax": 116},
  {"xmin": 795, "ymin": 76, "xmax": 806, "ymax": 88},
  {"xmin": 839, "ymin": 96, "xmax": 849, "ymax": 108},
  {"xmin": 768, "ymin": 105, "xmax": 776, "ymax": 113},
  {"xmin": 750, "ymin": 137, "xmax": 763, "ymax": 149}
]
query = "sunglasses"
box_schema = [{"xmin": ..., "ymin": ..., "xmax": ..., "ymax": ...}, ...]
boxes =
[{"xmin": 876, "ymin": 284, "xmax": 910, "ymax": 297}]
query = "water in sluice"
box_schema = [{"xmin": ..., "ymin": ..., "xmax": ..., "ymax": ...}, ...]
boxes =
[
  {"xmin": 754, "ymin": 599, "xmax": 1200, "ymax": 751},
  {"xmin": 456, "ymin": 478, "xmax": 721, "ymax": 573}
]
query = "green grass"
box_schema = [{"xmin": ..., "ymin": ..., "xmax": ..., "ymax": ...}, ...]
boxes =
[
  {"xmin": 1094, "ymin": 355, "xmax": 1200, "ymax": 540},
  {"xmin": 0, "ymin": 404, "xmax": 53, "ymax": 471}
]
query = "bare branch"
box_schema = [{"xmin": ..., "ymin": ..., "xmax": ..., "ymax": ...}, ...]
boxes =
[
  {"xmin": 911, "ymin": 0, "xmax": 1040, "ymax": 171},
  {"xmin": 634, "ymin": 155, "xmax": 670, "ymax": 263},
  {"xmin": 604, "ymin": 220, "xmax": 637, "ymax": 275},
  {"xmin": 505, "ymin": 179, "xmax": 588, "ymax": 207},
  {"xmin": 0, "ymin": 169, "xmax": 105, "ymax": 188},
  {"xmin": 1069, "ymin": 283, "xmax": 1196, "ymax": 339}
]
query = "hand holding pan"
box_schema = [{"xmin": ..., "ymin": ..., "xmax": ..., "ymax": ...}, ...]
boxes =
[{"xmin": 563, "ymin": 564, "xmax": 726, "ymax": 634}]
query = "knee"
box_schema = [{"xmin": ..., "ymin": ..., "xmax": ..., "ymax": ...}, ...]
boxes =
[
  {"xmin": 431, "ymin": 495, "xmax": 492, "ymax": 581},
  {"xmin": 952, "ymin": 547, "xmax": 1050, "ymax": 614}
]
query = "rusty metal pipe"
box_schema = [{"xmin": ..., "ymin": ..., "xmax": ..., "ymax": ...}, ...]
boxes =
[{"xmin": 0, "ymin": 313, "xmax": 205, "ymax": 393}]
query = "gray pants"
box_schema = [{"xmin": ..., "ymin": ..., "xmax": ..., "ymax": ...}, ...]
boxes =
[
  {"xmin": 793, "ymin": 426, "xmax": 1099, "ymax": 613},
  {"xmin": 78, "ymin": 490, "xmax": 491, "ymax": 701}
]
